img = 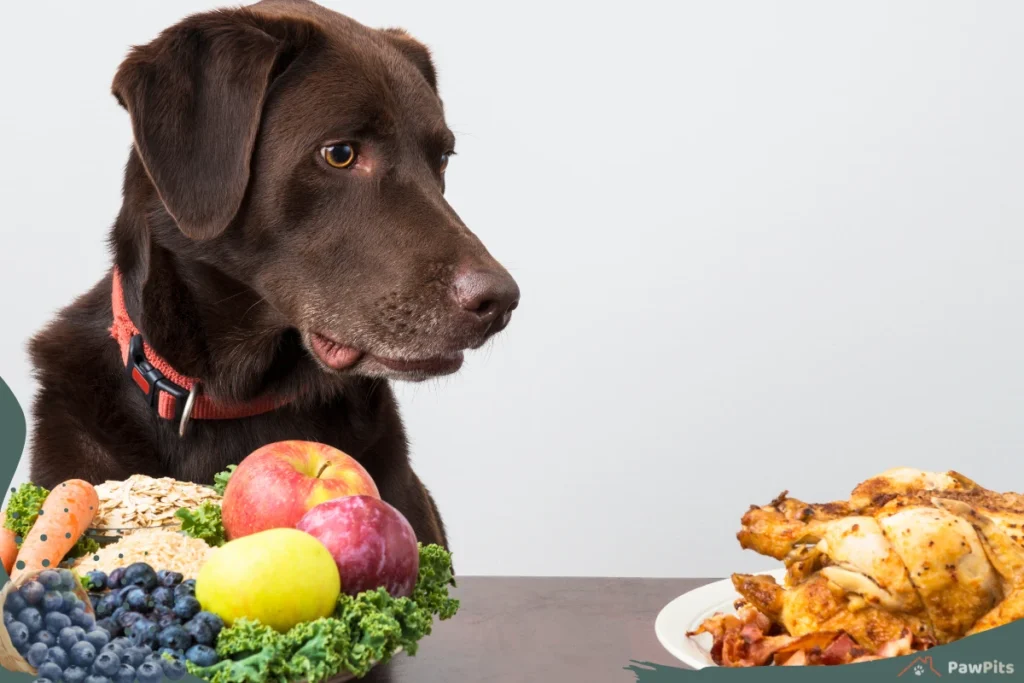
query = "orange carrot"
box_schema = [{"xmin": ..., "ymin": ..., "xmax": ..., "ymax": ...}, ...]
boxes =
[
  {"xmin": 0, "ymin": 512, "xmax": 17, "ymax": 576},
  {"xmin": 12, "ymin": 480, "xmax": 99, "ymax": 581}
]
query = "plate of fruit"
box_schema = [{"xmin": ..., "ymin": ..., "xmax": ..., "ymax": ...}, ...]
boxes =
[{"xmin": 0, "ymin": 441, "xmax": 459, "ymax": 683}]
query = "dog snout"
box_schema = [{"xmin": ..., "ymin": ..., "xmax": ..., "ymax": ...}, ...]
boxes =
[{"xmin": 452, "ymin": 266, "xmax": 520, "ymax": 332}]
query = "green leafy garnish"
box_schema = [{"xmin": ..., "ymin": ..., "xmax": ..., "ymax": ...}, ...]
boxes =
[
  {"xmin": 211, "ymin": 465, "xmax": 237, "ymax": 496},
  {"xmin": 4, "ymin": 483, "xmax": 49, "ymax": 538},
  {"xmin": 175, "ymin": 501, "xmax": 226, "ymax": 547},
  {"xmin": 4, "ymin": 483, "xmax": 99, "ymax": 560},
  {"xmin": 187, "ymin": 544, "xmax": 460, "ymax": 683}
]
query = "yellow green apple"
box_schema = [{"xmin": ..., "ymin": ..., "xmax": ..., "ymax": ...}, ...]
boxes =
[{"xmin": 195, "ymin": 527, "xmax": 340, "ymax": 632}]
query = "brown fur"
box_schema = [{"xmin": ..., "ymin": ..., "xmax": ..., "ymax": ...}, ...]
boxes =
[{"xmin": 26, "ymin": 0, "xmax": 520, "ymax": 549}]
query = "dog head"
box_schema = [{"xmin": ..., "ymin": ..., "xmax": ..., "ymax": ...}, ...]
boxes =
[{"xmin": 111, "ymin": 0, "xmax": 519, "ymax": 381}]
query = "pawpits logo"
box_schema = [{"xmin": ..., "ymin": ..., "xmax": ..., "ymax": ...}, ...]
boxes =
[
  {"xmin": 945, "ymin": 660, "xmax": 1015, "ymax": 676},
  {"xmin": 898, "ymin": 655, "xmax": 1017, "ymax": 678}
]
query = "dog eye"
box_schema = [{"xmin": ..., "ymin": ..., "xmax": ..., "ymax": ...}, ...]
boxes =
[
  {"xmin": 439, "ymin": 152, "xmax": 453, "ymax": 173},
  {"xmin": 322, "ymin": 143, "xmax": 357, "ymax": 169}
]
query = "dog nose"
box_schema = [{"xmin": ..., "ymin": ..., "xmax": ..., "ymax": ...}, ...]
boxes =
[{"xmin": 452, "ymin": 268, "xmax": 520, "ymax": 325}]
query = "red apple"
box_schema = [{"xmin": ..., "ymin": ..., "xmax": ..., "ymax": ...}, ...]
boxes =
[
  {"xmin": 222, "ymin": 441, "xmax": 380, "ymax": 540},
  {"xmin": 296, "ymin": 496, "xmax": 419, "ymax": 598}
]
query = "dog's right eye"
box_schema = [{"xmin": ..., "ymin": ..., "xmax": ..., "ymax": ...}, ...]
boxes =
[{"xmin": 321, "ymin": 143, "xmax": 357, "ymax": 169}]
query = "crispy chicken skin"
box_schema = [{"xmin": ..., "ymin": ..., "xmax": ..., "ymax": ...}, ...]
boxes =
[
  {"xmin": 711, "ymin": 468, "xmax": 1024, "ymax": 666},
  {"xmin": 732, "ymin": 573, "xmax": 929, "ymax": 650}
]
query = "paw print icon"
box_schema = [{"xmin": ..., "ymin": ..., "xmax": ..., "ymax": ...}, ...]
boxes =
[{"xmin": 898, "ymin": 656, "xmax": 941, "ymax": 677}]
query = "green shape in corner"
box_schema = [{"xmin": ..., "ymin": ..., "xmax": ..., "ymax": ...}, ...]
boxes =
[
  {"xmin": 0, "ymin": 376, "xmax": 24, "ymax": 587},
  {"xmin": 0, "ymin": 375, "xmax": 31, "ymax": 683}
]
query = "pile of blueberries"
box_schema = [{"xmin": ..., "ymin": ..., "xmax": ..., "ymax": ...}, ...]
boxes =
[{"xmin": 3, "ymin": 564, "xmax": 223, "ymax": 683}]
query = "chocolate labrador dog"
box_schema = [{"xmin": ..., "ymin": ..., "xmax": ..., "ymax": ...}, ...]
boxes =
[{"xmin": 26, "ymin": 0, "xmax": 518, "ymax": 548}]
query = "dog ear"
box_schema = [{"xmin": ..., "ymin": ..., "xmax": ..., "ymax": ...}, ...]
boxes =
[
  {"xmin": 112, "ymin": 10, "xmax": 314, "ymax": 241},
  {"xmin": 380, "ymin": 28, "xmax": 438, "ymax": 92}
]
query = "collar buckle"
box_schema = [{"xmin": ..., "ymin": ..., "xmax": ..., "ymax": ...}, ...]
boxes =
[{"xmin": 125, "ymin": 334, "xmax": 194, "ymax": 436}]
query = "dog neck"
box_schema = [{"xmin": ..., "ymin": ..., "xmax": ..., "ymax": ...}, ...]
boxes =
[{"xmin": 110, "ymin": 155, "xmax": 352, "ymax": 407}]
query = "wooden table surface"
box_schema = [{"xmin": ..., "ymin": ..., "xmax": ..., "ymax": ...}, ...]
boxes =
[{"xmin": 359, "ymin": 577, "xmax": 714, "ymax": 683}]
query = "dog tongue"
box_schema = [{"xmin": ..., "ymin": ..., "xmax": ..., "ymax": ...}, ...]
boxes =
[{"xmin": 310, "ymin": 334, "xmax": 362, "ymax": 370}]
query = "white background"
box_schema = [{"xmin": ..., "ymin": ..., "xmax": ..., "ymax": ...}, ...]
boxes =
[{"xmin": 2, "ymin": 1, "xmax": 1023, "ymax": 578}]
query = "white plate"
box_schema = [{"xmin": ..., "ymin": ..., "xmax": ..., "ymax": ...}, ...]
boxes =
[{"xmin": 655, "ymin": 569, "xmax": 786, "ymax": 670}]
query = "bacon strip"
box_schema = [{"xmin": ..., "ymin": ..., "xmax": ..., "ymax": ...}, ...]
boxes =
[{"xmin": 689, "ymin": 607, "xmax": 920, "ymax": 668}]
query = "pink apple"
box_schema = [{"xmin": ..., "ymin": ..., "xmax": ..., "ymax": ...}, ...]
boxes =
[
  {"xmin": 296, "ymin": 495, "xmax": 419, "ymax": 598},
  {"xmin": 221, "ymin": 441, "xmax": 380, "ymax": 540}
]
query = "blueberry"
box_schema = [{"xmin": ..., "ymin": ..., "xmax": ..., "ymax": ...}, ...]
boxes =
[
  {"xmin": 85, "ymin": 628, "xmax": 110, "ymax": 650},
  {"xmin": 121, "ymin": 564, "xmax": 158, "ymax": 591},
  {"xmin": 41, "ymin": 591, "xmax": 64, "ymax": 613},
  {"xmin": 94, "ymin": 618, "xmax": 121, "ymax": 638},
  {"xmin": 37, "ymin": 570, "xmax": 62, "ymax": 589},
  {"xmin": 159, "ymin": 651, "xmax": 187, "ymax": 681},
  {"xmin": 156, "ymin": 571, "xmax": 183, "ymax": 588},
  {"xmin": 84, "ymin": 676, "xmax": 111, "ymax": 683},
  {"xmin": 59, "ymin": 569, "xmax": 78, "ymax": 591},
  {"xmin": 71, "ymin": 608, "xmax": 95, "ymax": 630},
  {"xmin": 150, "ymin": 605, "xmax": 172, "ymax": 621},
  {"xmin": 19, "ymin": 580, "xmax": 45, "ymax": 606},
  {"xmin": 60, "ymin": 592, "xmax": 82, "ymax": 614},
  {"xmin": 185, "ymin": 644, "xmax": 219, "ymax": 667},
  {"xmin": 100, "ymin": 641, "xmax": 124, "ymax": 661},
  {"xmin": 59, "ymin": 626, "xmax": 83, "ymax": 650},
  {"xmin": 150, "ymin": 587, "xmax": 174, "ymax": 609},
  {"xmin": 26, "ymin": 641, "xmax": 49, "ymax": 667},
  {"xmin": 5, "ymin": 590, "xmax": 27, "ymax": 614},
  {"xmin": 84, "ymin": 571, "xmax": 107, "ymax": 591},
  {"xmin": 37, "ymin": 661, "xmax": 63, "ymax": 682},
  {"xmin": 36, "ymin": 678, "xmax": 54, "ymax": 683},
  {"xmin": 156, "ymin": 613, "xmax": 178, "ymax": 629},
  {"xmin": 123, "ymin": 646, "xmax": 149, "ymax": 668},
  {"xmin": 10, "ymin": 622, "xmax": 29, "ymax": 651},
  {"xmin": 18, "ymin": 606, "xmax": 43, "ymax": 634},
  {"xmin": 183, "ymin": 618, "xmax": 213, "ymax": 646},
  {"xmin": 69, "ymin": 640, "xmax": 97, "ymax": 668},
  {"xmin": 157, "ymin": 624, "xmax": 191, "ymax": 651},
  {"xmin": 113, "ymin": 664, "xmax": 135, "ymax": 683},
  {"xmin": 34, "ymin": 630, "xmax": 56, "ymax": 647},
  {"xmin": 171, "ymin": 596, "xmax": 200, "ymax": 621},
  {"xmin": 45, "ymin": 645, "xmax": 69, "ymax": 669},
  {"xmin": 128, "ymin": 618, "xmax": 159, "ymax": 647},
  {"xmin": 111, "ymin": 636, "xmax": 132, "ymax": 651},
  {"xmin": 192, "ymin": 611, "xmax": 224, "ymax": 638},
  {"xmin": 106, "ymin": 569, "xmax": 125, "ymax": 590},
  {"xmin": 135, "ymin": 661, "xmax": 162, "ymax": 683},
  {"xmin": 124, "ymin": 588, "xmax": 151, "ymax": 612},
  {"xmin": 3, "ymin": 610, "xmax": 12, "ymax": 626},
  {"xmin": 93, "ymin": 594, "xmax": 118, "ymax": 620},
  {"xmin": 92, "ymin": 649, "xmax": 120, "ymax": 677},
  {"xmin": 173, "ymin": 580, "xmax": 195, "ymax": 599},
  {"xmin": 116, "ymin": 611, "xmax": 142, "ymax": 631},
  {"xmin": 45, "ymin": 611, "xmax": 72, "ymax": 635},
  {"xmin": 63, "ymin": 667, "xmax": 87, "ymax": 683}
]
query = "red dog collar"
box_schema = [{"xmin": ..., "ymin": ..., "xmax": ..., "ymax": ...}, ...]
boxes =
[{"xmin": 109, "ymin": 268, "xmax": 292, "ymax": 434}]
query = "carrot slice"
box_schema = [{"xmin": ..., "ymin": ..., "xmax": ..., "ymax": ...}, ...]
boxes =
[
  {"xmin": 11, "ymin": 480, "xmax": 99, "ymax": 581},
  {"xmin": 0, "ymin": 512, "xmax": 17, "ymax": 575}
]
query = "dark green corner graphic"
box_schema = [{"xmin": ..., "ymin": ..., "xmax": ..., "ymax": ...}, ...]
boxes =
[
  {"xmin": 0, "ymin": 376, "xmax": 25, "ymax": 588},
  {"xmin": 628, "ymin": 611, "xmax": 1024, "ymax": 680},
  {"xmin": 0, "ymin": 376, "xmax": 31, "ymax": 683}
]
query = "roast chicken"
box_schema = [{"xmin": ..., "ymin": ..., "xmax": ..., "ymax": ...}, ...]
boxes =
[{"xmin": 689, "ymin": 468, "xmax": 1024, "ymax": 666}]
